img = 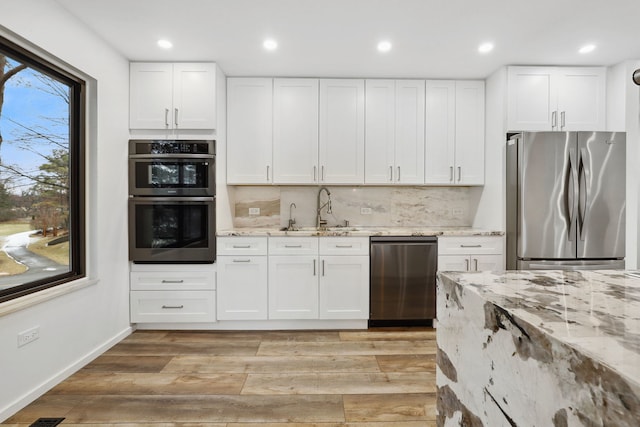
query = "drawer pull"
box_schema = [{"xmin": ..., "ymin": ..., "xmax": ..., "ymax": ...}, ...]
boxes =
[
  {"xmin": 233, "ymin": 259, "xmax": 251, "ymax": 263},
  {"xmin": 460, "ymin": 244, "xmax": 482, "ymax": 248},
  {"xmin": 162, "ymin": 305, "xmax": 184, "ymax": 309},
  {"xmin": 161, "ymin": 279, "xmax": 184, "ymax": 283},
  {"xmin": 284, "ymin": 245, "xmax": 303, "ymax": 248},
  {"xmin": 232, "ymin": 245, "xmax": 251, "ymax": 248},
  {"xmin": 335, "ymin": 245, "xmax": 353, "ymax": 248}
]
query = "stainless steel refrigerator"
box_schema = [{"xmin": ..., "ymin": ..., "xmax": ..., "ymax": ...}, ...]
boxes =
[{"xmin": 506, "ymin": 131, "xmax": 626, "ymax": 270}]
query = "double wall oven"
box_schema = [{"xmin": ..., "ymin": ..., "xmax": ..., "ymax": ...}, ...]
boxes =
[{"xmin": 128, "ymin": 139, "xmax": 216, "ymax": 263}]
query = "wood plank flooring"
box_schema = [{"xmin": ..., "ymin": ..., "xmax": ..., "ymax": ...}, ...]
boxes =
[{"xmin": 3, "ymin": 328, "xmax": 436, "ymax": 426}]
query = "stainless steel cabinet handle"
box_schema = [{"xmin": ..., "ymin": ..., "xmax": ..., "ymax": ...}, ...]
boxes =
[
  {"xmin": 161, "ymin": 279, "xmax": 184, "ymax": 283},
  {"xmin": 174, "ymin": 108, "xmax": 179, "ymax": 127},
  {"xmin": 449, "ymin": 166, "xmax": 453, "ymax": 182},
  {"xmin": 314, "ymin": 166, "xmax": 317, "ymax": 181},
  {"xmin": 397, "ymin": 166, "xmax": 401, "ymax": 182},
  {"xmin": 321, "ymin": 165, "xmax": 325, "ymax": 181},
  {"xmin": 552, "ymin": 111, "xmax": 557, "ymax": 129},
  {"xmin": 164, "ymin": 108, "xmax": 169, "ymax": 127},
  {"xmin": 266, "ymin": 165, "xmax": 270, "ymax": 181},
  {"xmin": 162, "ymin": 305, "xmax": 184, "ymax": 309},
  {"xmin": 457, "ymin": 166, "xmax": 461, "ymax": 182},
  {"xmin": 389, "ymin": 166, "xmax": 393, "ymax": 182},
  {"xmin": 232, "ymin": 259, "xmax": 251, "ymax": 263},
  {"xmin": 464, "ymin": 259, "xmax": 469, "ymax": 271},
  {"xmin": 232, "ymin": 245, "xmax": 251, "ymax": 248},
  {"xmin": 561, "ymin": 111, "xmax": 566, "ymax": 129},
  {"xmin": 474, "ymin": 258, "xmax": 478, "ymax": 271},
  {"xmin": 335, "ymin": 245, "xmax": 353, "ymax": 248},
  {"xmin": 313, "ymin": 259, "xmax": 316, "ymax": 276},
  {"xmin": 284, "ymin": 245, "xmax": 302, "ymax": 248},
  {"xmin": 460, "ymin": 244, "xmax": 482, "ymax": 248},
  {"xmin": 322, "ymin": 259, "xmax": 325, "ymax": 276}
]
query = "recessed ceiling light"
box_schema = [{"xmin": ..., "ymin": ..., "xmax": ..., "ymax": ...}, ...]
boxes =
[
  {"xmin": 157, "ymin": 39, "xmax": 173, "ymax": 49},
  {"xmin": 377, "ymin": 41, "xmax": 392, "ymax": 53},
  {"xmin": 263, "ymin": 39, "xmax": 278, "ymax": 51},
  {"xmin": 579, "ymin": 44, "xmax": 596, "ymax": 54},
  {"xmin": 478, "ymin": 42, "xmax": 494, "ymax": 54}
]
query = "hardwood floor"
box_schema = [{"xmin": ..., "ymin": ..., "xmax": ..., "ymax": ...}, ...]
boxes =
[{"xmin": 3, "ymin": 328, "xmax": 437, "ymax": 426}]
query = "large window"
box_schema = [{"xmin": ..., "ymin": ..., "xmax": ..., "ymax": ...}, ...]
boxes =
[{"xmin": 0, "ymin": 36, "xmax": 85, "ymax": 303}]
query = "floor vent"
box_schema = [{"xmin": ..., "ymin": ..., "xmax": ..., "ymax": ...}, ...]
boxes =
[{"xmin": 29, "ymin": 418, "xmax": 65, "ymax": 427}]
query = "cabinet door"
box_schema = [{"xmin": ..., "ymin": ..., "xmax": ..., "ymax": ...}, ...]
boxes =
[
  {"xmin": 506, "ymin": 66, "xmax": 557, "ymax": 131},
  {"xmin": 129, "ymin": 63, "xmax": 173, "ymax": 129},
  {"xmin": 172, "ymin": 63, "xmax": 216, "ymax": 129},
  {"xmin": 319, "ymin": 256, "xmax": 369, "ymax": 319},
  {"xmin": 364, "ymin": 80, "xmax": 396, "ymax": 183},
  {"xmin": 470, "ymin": 254, "xmax": 504, "ymax": 271},
  {"xmin": 394, "ymin": 80, "xmax": 425, "ymax": 184},
  {"xmin": 227, "ymin": 78, "xmax": 273, "ymax": 184},
  {"xmin": 424, "ymin": 80, "xmax": 456, "ymax": 184},
  {"xmin": 437, "ymin": 255, "xmax": 471, "ymax": 272},
  {"xmin": 319, "ymin": 79, "xmax": 365, "ymax": 184},
  {"xmin": 454, "ymin": 80, "xmax": 485, "ymax": 185},
  {"xmin": 557, "ymin": 67, "xmax": 606, "ymax": 131},
  {"xmin": 216, "ymin": 256, "xmax": 268, "ymax": 320},
  {"xmin": 269, "ymin": 256, "xmax": 319, "ymax": 319},
  {"xmin": 273, "ymin": 78, "xmax": 319, "ymax": 184}
]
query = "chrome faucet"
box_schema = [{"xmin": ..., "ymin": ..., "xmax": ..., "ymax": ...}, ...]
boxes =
[
  {"xmin": 316, "ymin": 187, "xmax": 332, "ymax": 229},
  {"xmin": 287, "ymin": 203, "xmax": 297, "ymax": 231}
]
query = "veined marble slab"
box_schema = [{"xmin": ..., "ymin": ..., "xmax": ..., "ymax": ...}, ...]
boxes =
[
  {"xmin": 217, "ymin": 227, "xmax": 504, "ymax": 237},
  {"xmin": 436, "ymin": 270, "xmax": 640, "ymax": 427}
]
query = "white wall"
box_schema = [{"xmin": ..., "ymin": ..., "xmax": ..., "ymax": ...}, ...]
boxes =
[
  {"xmin": 0, "ymin": 1, "xmax": 131, "ymax": 420},
  {"xmin": 472, "ymin": 67, "xmax": 507, "ymax": 230}
]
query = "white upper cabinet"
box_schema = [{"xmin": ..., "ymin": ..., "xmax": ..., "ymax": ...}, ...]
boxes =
[
  {"xmin": 455, "ymin": 80, "xmax": 485, "ymax": 185},
  {"xmin": 273, "ymin": 78, "xmax": 319, "ymax": 184},
  {"xmin": 130, "ymin": 62, "xmax": 216, "ymax": 130},
  {"xmin": 227, "ymin": 78, "xmax": 273, "ymax": 184},
  {"xmin": 424, "ymin": 80, "xmax": 485, "ymax": 185},
  {"xmin": 365, "ymin": 80, "xmax": 425, "ymax": 184},
  {"xmin": 507, "ymin": 66, "xmax": 605, "ymax": 131},
  {"xmin": 319, "ymin": 79, "xmax": 365, "ymax": 184}
]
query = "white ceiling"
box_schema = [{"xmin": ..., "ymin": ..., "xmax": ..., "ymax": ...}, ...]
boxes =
[{"xmin": 56, "ymin": 0, "xmax": 640, "ymax": 79}]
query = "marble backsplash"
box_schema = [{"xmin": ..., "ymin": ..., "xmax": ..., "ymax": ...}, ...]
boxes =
[{"xmin": 231, "ymin": 186, "xmax": 476, "ymax": 228}]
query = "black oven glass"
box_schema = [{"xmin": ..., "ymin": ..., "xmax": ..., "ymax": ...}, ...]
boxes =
[
  {"xmin": 133, "ymin": 160, "xmax": 210, "ymax": 189},
  {"xmin": 134, "ymin": 203, "xmax": 209, "ymax": 249}
]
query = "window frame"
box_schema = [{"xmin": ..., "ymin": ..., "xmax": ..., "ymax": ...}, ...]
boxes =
[{"xmin": 0, "ymin": 34, "xmax": 86, "ymax": 304}]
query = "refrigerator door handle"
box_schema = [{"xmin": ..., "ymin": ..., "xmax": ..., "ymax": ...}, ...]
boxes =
[
  {"xmin": 578, "ymin": 147, "xmax": 589, "ymax": 241},
  {"xmin": 565, "ymin": 153, "xmax": 577, "ymax": 241}
]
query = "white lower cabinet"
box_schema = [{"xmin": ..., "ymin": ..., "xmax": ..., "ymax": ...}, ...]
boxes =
[
  {"xmin": 319, "ymin": 255, "xmax": 369, "ymax": 319},
  {"xmin": 216, "ymin": 237, "xmax": 269, "ymax": 320},
  {"xmin": 130, "ymin": 268, "xmax": 216, "ymax": 323},
  {"xmin": 269, "ymin": 254, "xmax": 319, "ymax": 319},
  {"xmin": 438, "ymin": 236, "xmax": 504, "ymax": 272}
]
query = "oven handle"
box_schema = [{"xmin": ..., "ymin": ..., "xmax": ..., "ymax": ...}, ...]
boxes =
[
  {"xmin": 129, "ymin": 154, "xmax": 214, "ymax": 159},
  {"xmin": 129, "ymin": 196, "xmax": 215, "ymax": 203}
]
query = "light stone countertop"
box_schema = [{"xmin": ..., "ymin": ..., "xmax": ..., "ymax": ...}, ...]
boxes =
[{"xmin": 217, "ymin": 227, "xmax": 504, "ymax": 237}]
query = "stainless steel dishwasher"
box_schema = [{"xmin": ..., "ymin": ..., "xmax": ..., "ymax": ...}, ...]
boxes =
[{"xmin": 369, "ymin": 236, "xmax": 437, "ymax": 326}]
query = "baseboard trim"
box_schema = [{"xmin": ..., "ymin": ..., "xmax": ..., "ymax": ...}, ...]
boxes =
[{"xmin": 0, "ymin": 325, "xmax": 133, "ymax": 422}]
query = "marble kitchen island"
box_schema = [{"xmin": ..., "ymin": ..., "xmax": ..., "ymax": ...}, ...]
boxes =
[{"xmin": 436, "ymin": 270, "xmax": 640, "ymax": 427}]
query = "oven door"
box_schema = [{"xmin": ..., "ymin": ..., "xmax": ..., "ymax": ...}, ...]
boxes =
[
  {"xmin": 129, "ymin": 156, "xmax": 214, "ymax": 196},
  {"xmin": 129, "ymin": 197, "xmax": 215, "ymax": 263}
]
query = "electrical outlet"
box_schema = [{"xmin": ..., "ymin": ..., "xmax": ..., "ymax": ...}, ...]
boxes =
[
  {"xmin": 18, "ymin": 326, "xmax": 40, "ymax": 347},
  {"xmin": 452, "ymin": 208, "xmax": 464, "ymax": 216},
  {"xmin": 360, "ymin": 207, "xmax": 372, "ymax": 215},
  {"xmin": 248, "ymin": 207, "xmax": 260, "ymax": 216}
]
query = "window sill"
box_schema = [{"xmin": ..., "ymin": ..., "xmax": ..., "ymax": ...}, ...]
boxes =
[{"xmin": 0, "ymin": 277, "xmax": 99, "ymax": 318}]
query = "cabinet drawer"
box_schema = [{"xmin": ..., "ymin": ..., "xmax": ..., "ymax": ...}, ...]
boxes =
[
  {"xmin": 217, "ymin": 236, "xmax": 268, "ymax": 255},
  {"xmin": 319, "ymin": 237, "xmax": 369, "ymax": 255},
  {"xmin": 130, "ymin": 290, "xmax": 216, "ymax": 323},
  {"xmin": 269, "ymin": 237, "xmax": 318, "ymax": 255},
  {"xmin": 438, "ymin": 236, "xmax": 504, "ymax": 255},
  {"xmin": 130, "ymin": 271, "xmax": 215, "ymax": 291}
]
